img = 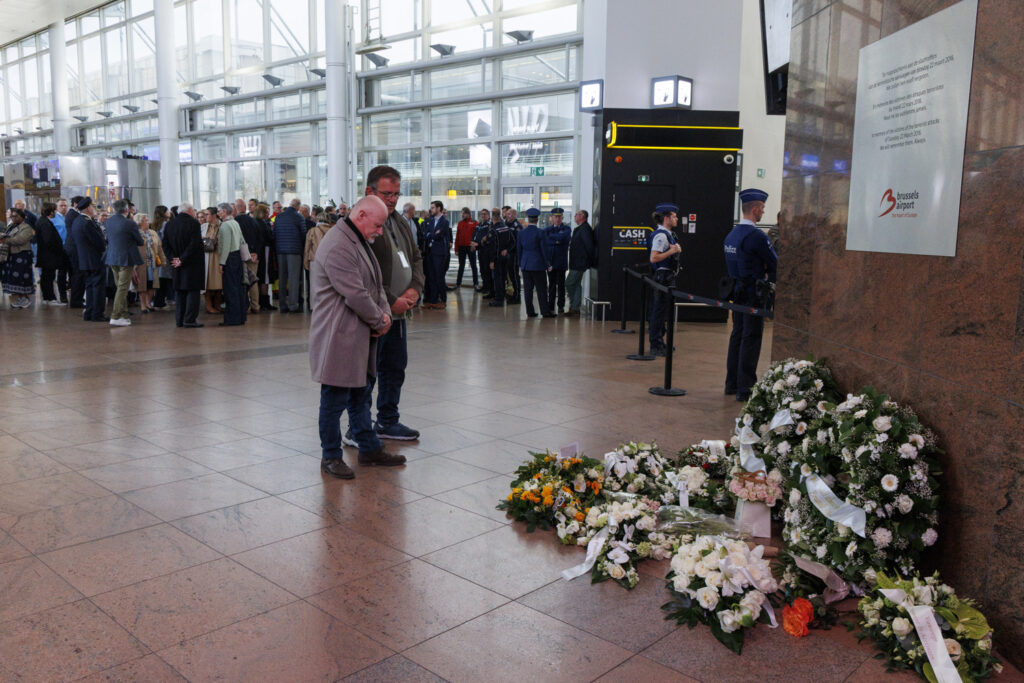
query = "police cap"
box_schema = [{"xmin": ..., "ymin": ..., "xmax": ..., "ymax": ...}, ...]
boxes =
[
  {"xmin": 550, "ymin": 207, "xmax": 564, "ymax": 215},
  {"xmin": 655, "ymin": 202, "xmax": 679, "ymax": 215},
  {"xmin": 75, "ymin": 197, "xmax": 93, "ymax": 211},
  {"xmin": 525, "ymin": 207, "xmax": 541, "ymax": 218},
  {"xmin": 738, "ymin": 188, "xmax": 769, "ymax": 203}
]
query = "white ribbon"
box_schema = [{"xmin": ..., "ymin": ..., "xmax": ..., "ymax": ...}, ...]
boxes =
[
  {"xmin": 879, "ymin": 588, "xmax": 961, "ymax": 683},
  {"xmin": 700, "ymin": 439, "xmax": 727, "ymax": 460},
  {"xmin": 735, "ymin": 422, "xmax": 766, "ymax": 473},
  {"xmin": 718, "ymin": 554, "xmax": 777, "ymax": 628},
  {"xmin": 768, "ymin": 408, "xmax": 795, "ymax": 432},
  {"xmin": 677, "ymin": 474, "xmax": 689, "ymax": 508},
  {"xmin": 792, "ymin": 555, "xmax": 851, "ymax": 604},
  {"xmin": 804, "ymin": 473, "xmax": 866, "ymax": 538},
  {"xmin": 604, "ymin": 451, "xmax": 635, "ymax": 479},
  {"xmin": 561, "ymin": 527, "xmax": 610, "ymax": 581}
]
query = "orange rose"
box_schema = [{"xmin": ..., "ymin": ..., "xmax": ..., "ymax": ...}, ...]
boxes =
[
  {"xmin": 791, "ymin": 597, "xmax": 814, "ymax": 623},
  {"xmin": 782, "ymin": 598, "xmax": 813, "ymax": 638}
]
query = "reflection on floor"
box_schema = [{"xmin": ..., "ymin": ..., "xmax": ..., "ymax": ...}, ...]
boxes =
[{"xmin": 0, "ymin": 292, "xmax": 1016, "ymax": 681}]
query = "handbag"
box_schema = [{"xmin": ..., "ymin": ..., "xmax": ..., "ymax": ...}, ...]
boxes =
[
  {"xmin": 202, "ymin": 237, "xmax": 216, "ymax": 253},
  {"xmin": 240, "ymin": 240, "xmax": 251, "ymax": 262},
  {"xmin": 242, "ymin": 261, "xmax": 258, "ymax": 288}
]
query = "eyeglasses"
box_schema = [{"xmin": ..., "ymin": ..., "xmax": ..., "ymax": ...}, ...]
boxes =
[{"xmin": 373, "ymin": 190, "xmax": 401, "ymax": 200}]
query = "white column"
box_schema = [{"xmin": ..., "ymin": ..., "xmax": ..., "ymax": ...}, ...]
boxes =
[
  {"xmin": 49, "ymin": 19, "xmax": 72, "ymax": 155},
  {"xmin": 154, "ymin": 0, "xmax": 181, "ymax": 205},
  {"xmin": 325, "ymin": 0, "xmax": 351, "ymax": 205}
]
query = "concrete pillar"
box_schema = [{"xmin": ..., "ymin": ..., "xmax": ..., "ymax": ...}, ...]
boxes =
[
  {"xmin": 154, "ymin": 0, "xmax": 181, "ymax": 205},
  {"xmin": 325, "ymin": 0, "xmax": 351, "ymax": 205},
  {"xmin": 49, "ymin": 19, "xmax": 71, "ymax": 154}
]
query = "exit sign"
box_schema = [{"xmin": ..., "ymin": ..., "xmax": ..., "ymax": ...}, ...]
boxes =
[
  {"xmin": 529, "ymin": 166, "xmax": 545, "ymax": 176},
  {"xmin": 637, "ymin": 174, "xmax": 650, "ymax": 183}
]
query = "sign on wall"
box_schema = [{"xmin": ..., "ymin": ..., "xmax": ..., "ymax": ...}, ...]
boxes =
[{"xmin": 846, "ymin": 0, "xmax": 977, "ymax": 257}]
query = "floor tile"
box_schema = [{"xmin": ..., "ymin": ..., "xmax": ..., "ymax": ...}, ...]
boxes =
[
  {"xmin": 222, "ymin": 454, "xmax": 329, "ymax": 494},
  {"xmin": 45, "ymin": 437, "xmax": 169, "ymax": 470},
  {"xmin": 433, "ymin": 474, "xmax": 516, "ymax": 524},
  {"xmin": 310, "ymin": 559, "xmax": 507, "ymax": 651},
  {"xmin": 0, "ymin": 600, "xmax": 147, "ymax": 681},
  {"xmin": 1, "ymin": 407, "xmax": 93, "ymax": 435},
  {"xmin": 501, "ymin": 400, "xmax": 601, "ymax": 425},
  {"xmin": 448, "ymin": 414, "xmax": 550, "ymax": 439},
  {"xmin": 178, "ymin": 437, "xmax": 300, "ymax": 471},
  {"xmin": 342, "ymin": 654, "xmax": 445, "ymax": 683},
  {"xmin": 76, "ymin": 654, "xmax": 187, "ymax": 683},
  {"xmin": 183, "ymin": 397, "xmax": 278, "ymax": 422},
  {"xmin": 14, "ymin": 422, "xmax": 129, "ymax": 451},
  {"xmin": 410, "ymin": 424, "xmax": 493, "ymax": 455},
  {"xmin": 170, "ymin": 496, "xmax": 328, "ymax": 555},
  {"xmin": 221, "ymin": 410, "xmax": 319, "ymax": 437},
  {"xmin": 159, "ymin": 601, "xmax": 391, "ymax": 680},
  {"xmin": 422, "ymin": 525, "xmax": 580, "ymax": 599},
  {"xmin": 79, "ymin": 454, "xmax": 214, "ymax": 493},
  {"xmin": 120, "ymin": 473, "xmax": 267, "ymax": 521},
  {"xmin": 452, "ymin": 390, "xmax": 534, "ymax": 412},
  {"xmin": 401, "ymin": 400, "xmax": 495, "ymax": 424},
  {"xmin": 404, "ymin": 602, "xmax": 632, "ymax": 683},
  {"xmin": 367, "ymin": 455, "xmax": 497, "ymax": 496},
  {"xmin": 0, "ymin": 450, "xmax": 68, "ymax": 485},
  {"xmin": 594, "ymin": 655, "xmax": 699, "ymax": 682},
  {"xmin": 142, "ymin": 422, "xmax": 253, "ymax": 451},
  {"xmin": 279, "ymin": 478, "xmax": 424, "ymax": 524},
  {"xmin": 233, "ymin": 524, "xmax": 410, "ymax": 597},
  {"xmin": 0, "ymin": 529, "xmax": 31, "ymax": 564},
  {"xmin": 0, "ymin": 556, "xmax": 83, "ymax": 622},
  {"xmin": 39, "ymin": 524, "xmax": 221, "ymax": 596},
  {"xmin": 7, "ymin": 494, "xmax": 160, "ymax": 553},
  {"xmin": 92, "ymin": 557, "xmax": 294, "ymax": 650},
  {"xmin": 0, "ymin": 472, "xmax": 112, "ymax": 518},
  {"xmin": 442, "ymin": 438, "xmax": 538, "ymax": 475},
  {"xmin": 262, "ymin": 426, "xmax": 324, "ymax": 453}
]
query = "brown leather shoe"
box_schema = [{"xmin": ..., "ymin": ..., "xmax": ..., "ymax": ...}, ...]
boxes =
[
  {"xmin": 321, "ymin": 458, "xmax": 355, "ymax": 479},
  {"xmin": 357, "ymin": 447, "xmax": 407, "ymax": 467}
]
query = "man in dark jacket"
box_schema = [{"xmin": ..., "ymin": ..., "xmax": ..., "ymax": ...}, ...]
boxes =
[
  {"xmin": 544, "ymin": 207, "xmax": 571, "ymax": 315},
  {"xmin": 63, "ymin": 196, "xmax": 86, "ymax": 308},
  {"xmin": 163, "ymin": 203, "xmax": 205, "ymax": 328},
  {"xmin": 421, "ymin": 200, "xmax": 451, "ymax": 308},
  {"xmin": 273, "ymin": 199, "xmax": 307, "ymax": 313},
  {"xmin": 234, "ymin": 198, "xmax": 267, "ymax": 314},
  {"xmin": 517, "ymin": 208, "xmax": 554, "ymax": 318},
  {"xmin": 71, "ymin": 198, "xmax": 108, "ymax": 322},
  {"xmin": 565, "ymin": 209, "xmax": 597, "ymax": 317},
  {"xmin": 104, "ymin": 199, "xmax": 144, "ymax": 326},
  {"xmin": 35, "ymin": 202, "xmax": 70, "ymax": 306}
]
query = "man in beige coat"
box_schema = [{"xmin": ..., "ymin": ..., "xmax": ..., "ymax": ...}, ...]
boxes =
[{"xmin": 310, "ymin": 196, "xmax": 407, "ymax": 479}]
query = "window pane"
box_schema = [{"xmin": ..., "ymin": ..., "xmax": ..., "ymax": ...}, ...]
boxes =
[
  {"xmin": 23, "ymin": 58, "xmax": 38, "ymax": 116},
  {"xmin": 40, "ymin": 54, "xmax": 52, "ymax": 115},
  {"xmin": 197, "ymin": 105, "xmax": 226, "ymax": 130},
  {"xmin": 194, "ymin": 0, "xmax": 224, "ymax": 78},
  {"xmin": 430, "ymin": 144, "xmax": 491, "ymax": 210},
  {"xmin": 197, "ymin": 163, "xmax": 226, "ymax": 209},
  {"xmin": 5, "ymin": 65, "xmax": 23, "ymax": 120},
  {"xmin": 132, "ymin": 0, "xmax": 154, "ymax": 15},
  {"xmin": 20, "ymin": 37, "xmax": 36, "ymax": 57},
  {"xmin": 380, "ymin": 0, "xmax": 420, "ymax": 36},
  {"xmin": 103, "ymin": 2, "xmax": 127, "ymax": 26},
  {"xmin": 269, "ymin": 0, "xmax": 308, "ymax": 61},
  {"xmin": 430, "ymin": 0, "xmax": 489, "ymax": 26},
  {"xmin": 364, "ymin": 148, "xmax": 421, "ymax": 201},
  {"xmin": 132, "ymin": 116, "xmax": 159, "ymax": 137},
  {"xmin": 367, "ymin": 37, "xmax": 420, "ymax": 68},
  {"xmin": 131, "ymin": 18, "xmax": 157, "ymax": 91},
  {"xmin": 65, "ymin": 21, "xmax": 77, "ymax": 43},
  {"xmin": 429, "ymin": 22, "xmax": 492, "ymax": 54},
  {"xmin": 430, "ymin": 104, "xmax": 491, "ymax": 142},
  {"xmin": 230, "ymin": 0, "xmax": 264, "ymax": 69},
  {"xmin": 230, "ymin": 99, "xmax": 264, "ymax": 125},
  {"xmin": 269, "ymin": 157, "xmax": 311, "ymax": 204},
  {"xmin": 500, "ymin": 49, "xmax": 570, "ymax": 89},
  {"xmin": 315, "ymin": 0, "xmax": 325, "ymax": 52},
  {"xmin": 501, "ymin": 6, "xmax": 577, "ymax": 44},
  {"xmin": 105, "ymin": 27, "xmax": 129, "ymax": 99},
  {"xmin": 81, "ymin": 35, "xmax": 103, "ymax": 103},
  {"xmin": 82, "ymin": 12, "xmax": 101, "ymax": 34},
  {"xmin": 501, "ymin": 92, "xmax": 574, "ymax": 136},
  {"xmin": 430, "ymin": 63, "xmax": 482, "ymax": 100},
  {"xmin": 373, "ymin": 73, "xmax": 422, "ymax": 106},
  {"xmin": 272, "ymin": 124, "xmax": 311, "ymax": 155},
  {"xmin": 269, "ymin": 93, "xmax": 303, "ymax": 119},
  {"xmin": 174, "ymin": 3, "xmax": 189, "ymax": 81},
  {"xmin": 501, "ymin": 138, "xmax": 573, "ymax": 177},
  {"xmin": 367, "ymin": 110, "xmax": 423, "ymax": 146},
  {"xmin": 232, "ymin": 160, "xmax": 265, "ymax": 199},
  {"xmin": 66, "ymin": 48, "xmax": 81, "ymax": 108},
  {"xmin": 233, "ymin": 132, "xmax": 263, "ymax": 158},
  {"xmin": 197, "ymin": 135, "xmax": 226, "ymax": 161}
]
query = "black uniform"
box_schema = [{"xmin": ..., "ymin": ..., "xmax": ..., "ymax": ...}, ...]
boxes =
[
  {"xmin": 472, "ymin": 221, "xmax": 495, "ymax": 295},
  {"xmin": 488, "ymin": 220, "xmax": 517, "ymax": 306}
]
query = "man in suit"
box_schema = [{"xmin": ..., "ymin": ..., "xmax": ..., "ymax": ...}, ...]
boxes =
[
  {"xmin": 163, "ymin": 203, "xmax": 205, "ymax": 328},
  {"xmin": 544, "ymin": 207, "xmax": 571, "ymax": 315},
  {"xmin": 422, "ymin": 200, "xmax": 451, "ymax": 309},
  {"xmin": 310, "ymin": 195, "xmax": 406, "ymax": 480},
  {"xmin": 70, "ymin": 198, "xmax": 108, "ymax": 323},
  {"xmin": 565, "ymin": 209, "xmax": 597, "ymax": 317},
  {"xmin": 64, "ymin": 195, "xmax": 86, "ymax": 308},
  {"xmin": 274, "ymin": 198, "xmax": 307, "ymax": 313},
  {"xmin": 517, "ymin": 208, "xmax": 555, "ymax": 318},
  {"xmin": 234, "ymin": 198, "xmax": 268, "ymax": 315},
  {"xmin": 104, "ymin": 199, "xmax": 144, "ymax": 327}
]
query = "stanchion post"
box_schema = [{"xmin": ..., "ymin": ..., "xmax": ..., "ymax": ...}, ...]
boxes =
[
  {"xmin": 649, "ymin": 299, "xmax": 686, "ymax": 396},
  {"xmin": 627, "ymin": 276, "xmax": 655, "ymax": 361},
  {"xmin": 611, "ymin": 266, "xmax": 634, "ymax": 334}
]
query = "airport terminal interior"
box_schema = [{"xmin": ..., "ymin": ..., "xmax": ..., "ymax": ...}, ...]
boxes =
[{"xmin": 0, "ymin": 0, "xmax": 1022, "ymax": 681}]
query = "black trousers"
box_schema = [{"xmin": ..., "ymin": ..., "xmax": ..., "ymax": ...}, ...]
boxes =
[
  {"xmin": 175, "ymin": 289, "xmax": 200, "ymax": 326},
  {"xmin": 83, "ymin": 270, "xmax": 106, "ymax": 321},
  {"xmin": 491, "ymin": 253, "xmax": 509, "ymax": 303},
  {"xmin": 40, "ymin": 266, "xmax": 69, "ymax": 302},
  {"xmin": 511, "ymin": 260, "xmax": 521, "ymax": 299},
  {"xmin": 522, "ymin": 270, "xmax": 550, "ymax": 316},
  {"xmin": 546, "ymin": 268, "xmax": 566, "ymax": 312},
  {"xmin": 648, "ymin": 270, "xmax": 674, "ymax": 348},
  {"xmin": 479, "ymin": 256, "xmax": 493, "ymax": 293},
  {"xmin": 456, "ymin": 246, "xmax": 478, "ymax": 286},
  {"xmin": 153, "ymin": 277, "xmax": 174, "ymax": 306},
  {"xmin": 68, "ymin": 266, "xmax": 86, "ymax": 308},
  {"xmin": 222, "ymin": 252, "xmax": 247, "ymax": 325},
  {"xmin": 726, "ymin": 309, "xmax": 765, "ymax": 397}
]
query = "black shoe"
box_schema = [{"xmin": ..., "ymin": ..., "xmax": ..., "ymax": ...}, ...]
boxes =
[
  {"xmin": 488, "ymin": 300, "xmax": 504, "ymax": 307},
  {"xmin": 321, "ymin": 458, "xmax": 355, "ymax": 479},
  {"xmin": 508, "ymin": 298, "xmax": 521, "ymax": 305},
  {"xmin": 218, "ymin": 322, "xmax": 243, "ymax": 326},
  {"xmin": 736, "ymin": 393, "xmax": 750, "ymax": 402},
  {"xmin": 176, "ymin": 323, "xmax": 184, "ymax": 328},
  {"xmin": 90, "ymin": 316, "xmax": 110, "ymax": 323},
  {"xmin": 563, "ymin": 310, "xmax": 580, "ymax": 317},
  {"xmin": 652, "ymin": 346, "xmax": 667, "ymax": 357},
  {"xmin": 527, "ymin": 312, "xmax": 538, "ymax": 318},
  {"xmin": 357, "ymin": 447, "xmax": 407, "ymax": 467},
  {"xmin": 724, "ymin": 387, "xmax": 737, "ymax": 396},
  {"xmin": 542, "ymin": 313, "xmax": 557, "ymax": 318},
  {"xmin": 447, "ymin": 286, "xmax": 458, "ymax": 291},
  {"xmin": 481, "ymin": 293, "xmax": 494, "ymax": 299},
  {"xmin": 183, "ymin": 322, "xmax": 204, "ymax": 328}
]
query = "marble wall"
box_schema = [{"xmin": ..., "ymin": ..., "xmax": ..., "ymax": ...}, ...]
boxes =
[{"xmin": 775, "ymin": 0, "xmax": 1024, "ymax": 664}]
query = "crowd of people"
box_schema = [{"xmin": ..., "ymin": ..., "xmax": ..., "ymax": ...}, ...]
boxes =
[{"xmin": 0, "ymin": 185, "xmax": 599, "ymax": 326}]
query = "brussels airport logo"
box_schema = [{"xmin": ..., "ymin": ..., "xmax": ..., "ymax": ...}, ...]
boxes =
[{"xmin": 878, "ymin": 188, "xmax": 920, "ymax": 219}]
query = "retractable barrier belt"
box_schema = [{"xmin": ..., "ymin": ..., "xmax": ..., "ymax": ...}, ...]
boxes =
[{"xmin": 621, "ymin": 267, "xmax": 774, "ymax": 319}]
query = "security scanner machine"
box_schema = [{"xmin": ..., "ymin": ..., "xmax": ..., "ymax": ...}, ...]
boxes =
[{"xmin": 3, "ymin": 157, "xmax": 161, "ymax": 216}]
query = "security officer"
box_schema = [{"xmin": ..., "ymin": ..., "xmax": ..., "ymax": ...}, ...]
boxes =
[
  {"xmin": 517, "ymin": 208, "xmax": 555, "ymax": 318},
  {"xmin": 504, "ymin": 207, "xmax": 523, "ymax": 304},
  {"xmin": 544, "ymin": 207, "xmax": 571, "ymax": 315},
  {"xmin": 723, "ymin": 188, "xmax": 778, "ymax": 401},
  {"xmin": 488, "ymin": 208, "xmax": 518, "ymax": 307},
  {"xmin": 648, "ymin": 202, "xmax": 682, "ymax": 356},
  {"xmin": 471, "ymin": 208, "xmax": 494, "ymax": 296}
]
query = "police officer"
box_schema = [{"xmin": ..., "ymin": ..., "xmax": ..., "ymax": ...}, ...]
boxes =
[
  {"xmin": 544, "ymin": 207, "xmax": 571, "ymax": 315},
  {"xmin": 723, "ymin": 188, "xmax": 778, "ymax": 401},
  {"xmin": 648, "ymin": 202, "xmax": 682, "ymax": 356},
  {"xmin": 471, "ymin": 208, "xmax": 494, "ymax": 296},
  {"xmin": 517, "ymin": 208, "xmax": 555, "ymax": 318},
  {"xmin": 504, "ymin": 207, "xmax": 522, "ymax": 304},
  {"xmin": 488, "ymin": 208, "xmax": 518, "ymax": 307}
]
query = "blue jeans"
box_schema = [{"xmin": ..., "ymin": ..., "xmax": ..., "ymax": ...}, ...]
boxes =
[
  {"xmin": 319, "ymin": 383, "xmax": 381, "ymax": 459},
  {"xmin": 369, "ymin": 318, "xmax": 407, "ymax": 428}
]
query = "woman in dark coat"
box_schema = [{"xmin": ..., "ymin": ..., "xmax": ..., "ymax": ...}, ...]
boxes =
[
  {"xmin": 34, "ymin": 202, "xmax": 70, "ymax": 305},
  {"xmin": 162, "ymin": 204, "xmax": 205, "ymax": 328}
]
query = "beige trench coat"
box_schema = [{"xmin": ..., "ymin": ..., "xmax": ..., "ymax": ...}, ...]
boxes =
[{"xmin": 308, "ymin": 220, "xmax": 390, "ymax": 388}]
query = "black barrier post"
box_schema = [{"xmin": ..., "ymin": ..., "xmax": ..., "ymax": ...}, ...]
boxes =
[
  {"xmin": 649, "ymin": 303, "xmax": 686, "ymax": 396},
  {"xmin": 611, "ymin": 266, "xmax": 634, "ymax": 334},
  {"xmin": 627, "ymin": 276, "xmax": 655, "ymax": 361}
]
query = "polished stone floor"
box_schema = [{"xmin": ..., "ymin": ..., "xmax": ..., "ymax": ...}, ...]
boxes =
[{"xmin": 0, "ymin": 290, "xmax": 1019, "ymax": 682}]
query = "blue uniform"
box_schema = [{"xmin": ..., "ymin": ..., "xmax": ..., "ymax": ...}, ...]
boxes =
[
  {"xmin": 517, "ymin": 223, "xmax": 552, "ymax": 316},
  {"xmin": 544, "ymin": 222, "xmax": 571, "ymax": 313},
  {"xmin": 723, "ymin": 219, "xmax": 778, "ymax": 399},
  {"xmin": 648, "ymin": 226, "xmax": 679, "ymax": 351}
]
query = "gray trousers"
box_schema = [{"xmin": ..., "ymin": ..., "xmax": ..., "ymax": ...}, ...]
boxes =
[{"xmin": 277, "ymin": 253, "xmax": 302, "ymax": 311}]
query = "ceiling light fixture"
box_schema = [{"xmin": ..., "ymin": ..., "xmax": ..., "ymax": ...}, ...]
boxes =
[
  {"xmin": 366, "ymin": 53, "xmax": 389, "ymax": 68},
  {"xmin": 430, "ymin": 43, "xmax": 455, "ymax": 57},
  {"xmin": 220, "ymin": 85, "xmax": 240, "ymax": 95},
  {"xmin": 262, "ymin": 74, "xmax": 284, "ymax": 87},
  {"xmin": 183, "ymin": 90, "xmax": 203, "ymax": 101},
  {"xmin": 505, "ymin": 30, "xmax": 534, "ymax": 44}
]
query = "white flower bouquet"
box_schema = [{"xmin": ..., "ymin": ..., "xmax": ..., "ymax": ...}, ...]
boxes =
[
  {"xmin": 662, "ymin": 535, "xmax": 779, "ymax": 654},
  {"xmin": 602, "ymin": 441, "xmax": 673, "ymax": 498},
  {"xmin": 677, "ymin": 440, "xmax": 735, "ymax": 480},
  {"xmin": 583, "ymin": 495, "xmax": 678, "ymax": 589},
  {"xmin": 857, "ymin": 572, "xmax": 1002, "ymax": 681}
]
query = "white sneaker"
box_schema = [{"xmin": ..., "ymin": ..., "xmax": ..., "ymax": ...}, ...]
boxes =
[
  {"xmin": 109, "ymin": 318, "xmax": 131, "ymax": 326},
  {"xmin": 47, "ymin": 300, "xmax": 66, "ymax": 306}
]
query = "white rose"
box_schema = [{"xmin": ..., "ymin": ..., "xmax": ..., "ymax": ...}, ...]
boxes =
[
  {"xmin": 636, "ymin": 515, "xmax": 656, "ymax": 532},
  {"xmin": 672, "ymin": 574, "xmax": 691, "ymax": 593},
  {"xmin": 908, "ymin": 434, "xmax": 925, "ymax": 448},
  {"xmin": 898, "ymin": 443, "xmax": 918, "ymax": 460},
  {"xmin": 873, "ymin": 415, "xmax": 892, "ymax": 432},
  {"xmin": 896, "ymin": 495, "xmax": 914, "ymax": 514},
  {"xmin": 862, "ymin": 568, "xmax": 878, "ymax": 585},
  {"xmin": 705, "ymin": 571, "xmax": 724, "ymax": 588},
  {"xmin": 696, "ymin": 586, "xmax": 720, "ymax": 610},
  {"xmin": 881, "ymin": 474, "xmax": 899, "ymax": 492},
  {"xmin": 790, "ymin": 399, "xmax": 807, "ymax": 411},
  {"xmin": 740, "ymin": 590, "xmax": 766, "ymax": 614},
  {"xmin": 871, "ymin": 527, "xmax": 893, "ymax": 549},
  {"xmin": 786, "ymin": 374, "xmax": 799, "ymax": 386},
  {"xmin": 789, "ymin": 489, "xmax": 801, "ymax": 506},
  {"xmin": 944, "ymin": 638, "xmax": 962, "ymax": 662},
  {"xmin": 854, "ymin": 409, "xmax": 868, "ymax": 419},
  {"xmin": 777, "ymin": 441, "xmax": 792, "ymax": 456},
  {"xmin": 718, "ymin": 609, "xmax": 742, "ymax": 633},
  {"xmin": 772, "ymin": 379, "xmax": 785, "ymax": 393},
  {"xmin": 892, "ymin": 617, "xmax": 914, "ymax": 638},
  {"xmin": 921, "ymin": 529, "xmax": 938, "ymax": 547},
  {"xmin": 607, "ymin": 563, "xmax": 626, "ymax": 580}
]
